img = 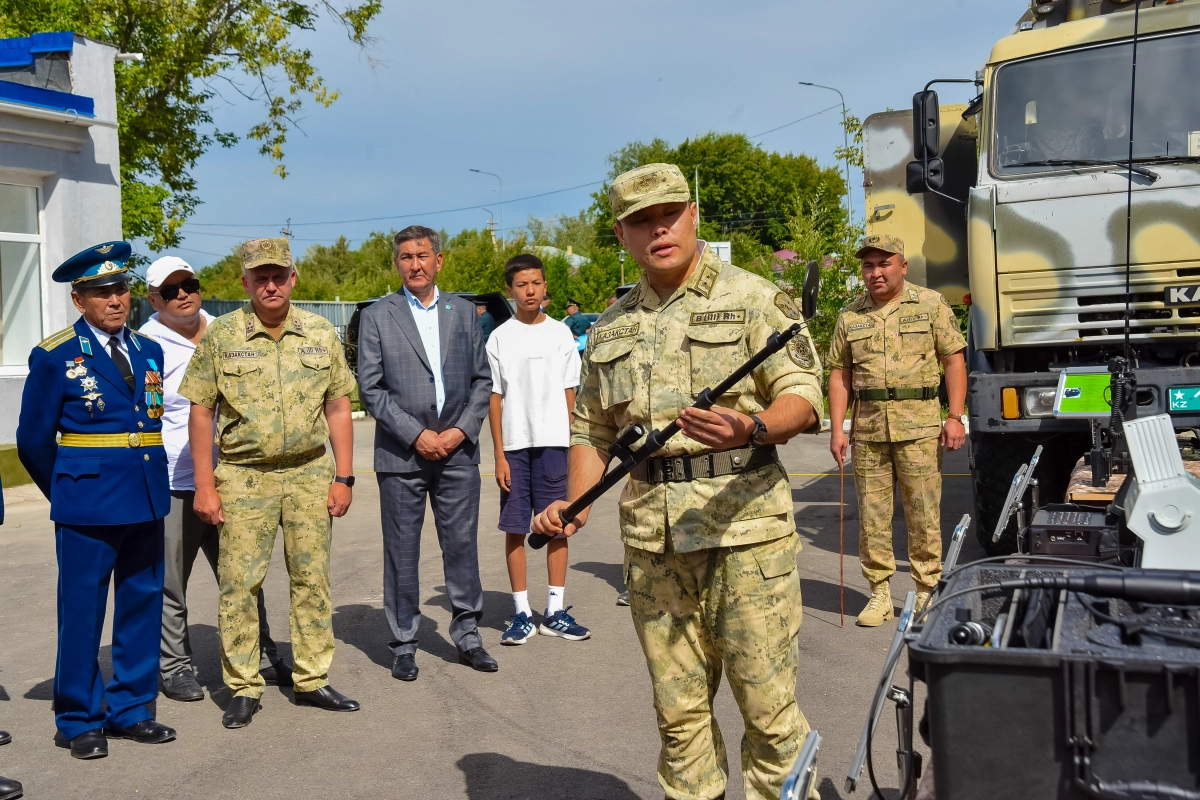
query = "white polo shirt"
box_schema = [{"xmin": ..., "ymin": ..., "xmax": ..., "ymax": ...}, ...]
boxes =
[{"xmin": 139, "ymin": 309, "xmax": 216, "ymax": 491}]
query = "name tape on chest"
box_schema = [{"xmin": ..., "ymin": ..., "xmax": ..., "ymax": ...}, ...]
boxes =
[
  {"xmin": 591, "ymin": 323, "xmax": 639, "ymax": 345},
  {"xmin": 222, "ymin": 349, "xmax": 258, "ymax": 360},
  {"xmin": 900, "ymin": 313, "xmax": 930, "ymax": 325},
  {"xmin": 690, "ymin": 309, "xmax": 746, "ymax": 325},
  {"xmin": 298, "ymin": 346, "xmax": 329, "ymax": 356},
  {"xmin": 847, "ymin": 321, "xmax": 875, "ymax": 333}
]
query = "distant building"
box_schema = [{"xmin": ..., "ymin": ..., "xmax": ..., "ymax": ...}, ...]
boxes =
[{"xmin": 0, "ymin": 33, "xmax": 121, "ymax": 480}]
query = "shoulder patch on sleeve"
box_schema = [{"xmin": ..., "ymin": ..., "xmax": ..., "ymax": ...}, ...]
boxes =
[
  {"xmin": 788, "ymin": 336, "xmax": 814, "ymax": 368},
  {"xmin": 774, "ymin": 292, "xmax": 801, "ymax": 320},
  {"xmin": 37, "ymin": 326, "xmax": 76, "ymax": 351}
]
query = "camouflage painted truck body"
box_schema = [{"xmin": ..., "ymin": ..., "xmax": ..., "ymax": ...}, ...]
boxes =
[{"xmin": 863, "ymin": 0, "xmax": 1200, "ymax": 550}]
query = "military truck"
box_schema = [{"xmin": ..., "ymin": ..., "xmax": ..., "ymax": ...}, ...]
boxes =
[{"xmin": 862, "ymin": 0, "xmax": 1200, "ymax": 553}]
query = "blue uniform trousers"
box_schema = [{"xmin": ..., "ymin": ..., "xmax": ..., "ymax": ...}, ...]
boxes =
[{"xmin": 54, "ymin": 520, "xmax": 165, "ymax": 739}]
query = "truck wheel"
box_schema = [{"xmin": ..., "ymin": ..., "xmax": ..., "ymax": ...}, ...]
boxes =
[{"xmin": 970, "ymin": 432, "xmax": 1086, "ymax": 555}]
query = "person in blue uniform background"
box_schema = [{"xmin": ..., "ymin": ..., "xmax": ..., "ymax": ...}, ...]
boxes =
[
  {"xmin": 0, "ymin": 474, "xmax": 23, "ymax": 798},
  {"xmin": 16, "ymin": 242, "xmax": 176, "ymax": 760}
]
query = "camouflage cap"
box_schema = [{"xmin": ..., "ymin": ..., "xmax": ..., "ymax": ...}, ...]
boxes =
[
  {"xmin": 240, "ymin": 237, "xmax": 294, "ymax": 271},
  {"xmin": 855, "ymin": 234, "xmax": 904, "ymax": 259},
  {"xmin": 608, "ymin": 163, "xmax": 692, "ymax": 221}
]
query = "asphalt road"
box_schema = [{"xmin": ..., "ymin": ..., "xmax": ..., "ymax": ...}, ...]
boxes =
[{"xmin": 0, "ymin": 420, "xmax": 979, "ymax": 799}]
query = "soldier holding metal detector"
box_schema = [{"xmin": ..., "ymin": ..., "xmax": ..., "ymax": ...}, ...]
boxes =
[{"xmin": 531, "ymin": 163, "xmax": 825, "ymax": 800}]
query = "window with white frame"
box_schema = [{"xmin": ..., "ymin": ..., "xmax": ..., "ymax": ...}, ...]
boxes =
[{"xmin": 0, "ymin": 182, "xmax": 42, "ymax": 367}]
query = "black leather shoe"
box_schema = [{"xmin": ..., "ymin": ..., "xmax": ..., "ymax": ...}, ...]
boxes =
[
  {"xmin": 222, "ymin": 696, "xmax": 260, "ymax": 729},
  {"xmin": 0, "ymin": 730, "xmax": 10, "ymax": 746},
  {"xmin": 392, "ymin": 653, "xmax": 418, "ymax": 681},
  {"xmin": 0, "ymin": 775, "xmax": 22, "ymax": 800},
  {"xmin": 54, "ymin": 729, "xmax": 107, "ymax": 759},
  {"xmin": 161, "ymin": 669, "xmax": 204, "ymax": 702},
  {"xmin": 260, "ymin": 661, "xmax": 294, "ymax": 688},
  {"xmin": 293, "ymin": 685, "xmax": 360, "ymax": 712},
  {"xmin": 105, "ymin": 719, "xmax": 176, "ymax": 745},
  {"xmin": 458, "ymin": 646, "xmax": 499, "ymax": 673}
]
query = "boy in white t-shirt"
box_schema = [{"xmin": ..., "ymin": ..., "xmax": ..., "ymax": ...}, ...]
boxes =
[{"xmin": 486, "ymin": 255, "xmax": 590, "ymax": 644}]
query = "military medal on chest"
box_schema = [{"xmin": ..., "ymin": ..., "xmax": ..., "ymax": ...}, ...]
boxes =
[
  {"xmin": 67, "ymin": 356, "xmax": 104, "ymax": 417},
  {"xmin": 144, "ymin": 358, "xmax": 164, "ymax": 418}
]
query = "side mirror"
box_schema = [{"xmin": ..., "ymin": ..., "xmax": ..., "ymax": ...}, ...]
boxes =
[
  {"xmin": 913, "ymin": 89, "xmax": 940, "ymax": 159},
  {"xmin": 906, "ymin": 158, "xmax": 945, "ymax": 193},
  {"xmin": 802, "ymin": 260, "xmax": 820, "ymax": 321}
]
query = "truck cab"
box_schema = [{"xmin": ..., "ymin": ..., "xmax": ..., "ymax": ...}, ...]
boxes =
[{"xmin": 863, "ymin": 0, "xmax": 1200, "ymax": 551}]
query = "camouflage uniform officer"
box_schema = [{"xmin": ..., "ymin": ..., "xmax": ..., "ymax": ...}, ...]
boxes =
[
  {"xmin": 533, "ymin": 164, "xmax": 825, "ymax": 800},
  {"xmin": 180, "ymin": 238, "xmax": 361, "ymax": 728},
  {"xmin": 827, "ymin": 235, "xmax": 967, "ymax": 627}
]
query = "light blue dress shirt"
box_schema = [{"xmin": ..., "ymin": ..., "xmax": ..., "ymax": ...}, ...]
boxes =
[{"xmin": 404, "ymin": 285, "xmax": 445, "ymax": 415}]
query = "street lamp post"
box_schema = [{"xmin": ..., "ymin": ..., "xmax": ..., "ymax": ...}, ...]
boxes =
[
  {"xmin": 470, "ymin": 169, "xmax": 503, "ymax": 243},
  {"xmin": 799, "ymin": 81, "xmax": 853, "ymax": 227}
]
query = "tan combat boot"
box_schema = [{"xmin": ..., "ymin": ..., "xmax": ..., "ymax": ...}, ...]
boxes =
[{"xmin": 856, "ymin": 582, "xmax": 894, "ymax": 627}]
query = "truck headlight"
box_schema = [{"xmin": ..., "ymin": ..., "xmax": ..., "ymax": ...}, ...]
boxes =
[{"xmin": 1023, "ymin": 386, "xmax": 1057, "ymax": 418}]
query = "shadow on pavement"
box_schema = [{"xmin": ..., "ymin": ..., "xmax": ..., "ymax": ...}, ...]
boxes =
[
  {"xmin": 570, "ymin": 561, "xmax": 624, "ymax": 594},
  {"xmin": 333, "ymin": 601, "xmax": 462, "ymax": 666},
  {"xmin": 457, "ymin": 752, "xmax": 642, "ymax": 800},
  {"xmin": 802, "ymin": 578, "xmax": 869, "ymax": 616},
  {"xmin": 0, "ymin": 684, "xmax": 8, "ymax": 702},
  {"xmin": 423, "ymin": 584, "xmax": 515, "ymax": 634}
]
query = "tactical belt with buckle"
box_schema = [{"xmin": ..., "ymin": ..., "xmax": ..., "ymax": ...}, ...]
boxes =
[
  {"xmin": 854, "ymin": 386, "xmax": 939, "ymax": 401},
  {"xmin": 630, "ymin": 445, "xmax": 777, "ymax": 484},
  {"xmin": 59, "ymin": 432, "xmax": 164, "ymax": 448}
]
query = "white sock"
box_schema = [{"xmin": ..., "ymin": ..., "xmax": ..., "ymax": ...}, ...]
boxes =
[
  {"xmin": 547, "ymin": 586, "xmax": 565, "ymax": 615},
  {"xmin": 512, "ymin": 590, "xmax": 532, "ymax": 617}
]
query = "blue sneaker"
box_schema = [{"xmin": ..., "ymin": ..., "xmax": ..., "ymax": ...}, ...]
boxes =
[
  {"xmin": 501, "ymin": 611, "xmax": 535, "ymax": 645},
  {"xmin": 539, "ymin": 606, "xmax": 591, "ymax": 641}
]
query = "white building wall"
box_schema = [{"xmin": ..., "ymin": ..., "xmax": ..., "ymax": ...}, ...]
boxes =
[{"xmin": 0, "ymin": 35, "xmax": 120, "ymax": 444}]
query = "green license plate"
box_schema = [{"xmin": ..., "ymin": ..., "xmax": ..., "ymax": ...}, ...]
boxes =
[{"xmin": 1169, "ymin": 386, "xmax": 1200, "ymax": 411}]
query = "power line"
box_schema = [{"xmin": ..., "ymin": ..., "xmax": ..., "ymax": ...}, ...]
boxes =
[
  {"xmin": 183, "ymin": 179, "xmax": 604, "ymax": 229},
  {"xmin": 749, "ymin": 104, "xmax": 841, "ymax": 139}
]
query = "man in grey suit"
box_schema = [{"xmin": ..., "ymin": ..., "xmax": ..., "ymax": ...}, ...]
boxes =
[{"xmin": 357, "ymin": 225, "xmax": 498, "ymax": 681}]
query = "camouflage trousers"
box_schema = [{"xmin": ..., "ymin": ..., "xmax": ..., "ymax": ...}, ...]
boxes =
[
  {"xmin": 214, "ymin": 451, "xmax": 335, "ymax": 697},
  {"xmin": 624, "ymin": 535, "xmax": 816, "ymax": 800},
  {"xmin": 852, "ymin": 436, "xmax": 943, "ymax": 590}
]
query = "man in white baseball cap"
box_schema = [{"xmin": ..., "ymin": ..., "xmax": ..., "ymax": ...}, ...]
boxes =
[{"xmin": 139, "ymin": 256, "xmax": 291, "ymax": 702}]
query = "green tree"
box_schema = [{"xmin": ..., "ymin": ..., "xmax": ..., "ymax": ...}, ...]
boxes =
[
  {"xmin": 590, "ymin": 132, "xmax": 845, "ymax": 252},
  {"xmin": 0, "ymin": 1, "xmax": 382, "ymax": 253},
  {"xmin": 777, "ymin": 187, "xmax": 863, "ymax": 377}
]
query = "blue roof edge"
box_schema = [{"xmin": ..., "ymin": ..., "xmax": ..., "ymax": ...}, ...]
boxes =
[
  {"xmin": 0, "ymin": 80, "xmax": 94, "ymax": 117},
  {"xmin": 0, "ymin": 31, "xmax": 74, "ymax": 67}
]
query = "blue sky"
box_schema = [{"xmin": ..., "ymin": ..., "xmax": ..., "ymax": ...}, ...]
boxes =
[{"xmin": 158, "ymin": 0, "xmax": 1020, "ymax": 268}]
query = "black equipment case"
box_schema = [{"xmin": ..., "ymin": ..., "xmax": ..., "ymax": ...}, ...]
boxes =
[{"xmin": 909, "ymin": 563, "xmax": 1200, "ymax": 799}]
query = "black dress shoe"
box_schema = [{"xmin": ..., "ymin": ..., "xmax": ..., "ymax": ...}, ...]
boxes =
[
  {"xmin": 392, "ymin": 653, "xmax": 418, "ymax": 681},
  {"xmin": 222, "ymin": 696, "xmax": 260, "ymax": 729},
  {"xmin": 161, "ymin": 669, "xmax": 204, "ymax": 702},
  {"xmin": 0, "ymin": 775, "xmax": 21, "ymax": 800},
  {"xmin": 0, "ymin": 730, "xmax": 10, "ymax": 746},
  {"xmin": 105, "ymin": 719, "xmax": 176, "ymax": 744},
  {"xmin": 54, "ymin": 729, "xmax": 107, "ymax": 759},
  {"xmin": 260, "ymin": 661, "xmax": 294, "ymax": 688},
  {"xmin": 293, "ymin": 685, "xmax": 360, "ymax": 712},
  {"xmin": 458, "ymin": 646, "xmax": 499, "ymax": 672}
]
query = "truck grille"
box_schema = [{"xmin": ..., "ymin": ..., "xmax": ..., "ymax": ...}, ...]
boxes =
[{"xmin": 999, "ymin": 265, "xmax": 1200, "ymax": 345}]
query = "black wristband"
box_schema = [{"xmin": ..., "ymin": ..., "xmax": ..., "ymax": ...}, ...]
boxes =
[{"xmin": 334, "ymin": 475, "xmax": 355, "ymax": 488}]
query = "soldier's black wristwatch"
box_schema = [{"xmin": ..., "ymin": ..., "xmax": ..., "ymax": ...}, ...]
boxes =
[
  {"xmin": 749, "ymin": 415, "xmax": 769, "ymax": 447},
  {"xmin": 334, "ymin": 475, "xmax": 355, "ymax": 488}
]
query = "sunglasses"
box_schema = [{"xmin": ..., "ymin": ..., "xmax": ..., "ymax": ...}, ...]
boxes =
[{"xmin": 152, "ymin": 278, "xmax": 201, "ymax": 301}]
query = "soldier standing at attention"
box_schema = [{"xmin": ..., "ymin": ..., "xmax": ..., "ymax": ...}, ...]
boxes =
[
  {"xmin": 533, "ymin": 164, "xmax": 825, "ymax": 800},
  {"xmin": 827, "ymin": 235, "xmax": 967, "ymax": 627},
  {"xmin": 181, "ymin": 238, "xmax": 359, "ymax": 729},
  {"xmin": 17, "ymin": 242, "xmax": 176, "ymax": 759}
]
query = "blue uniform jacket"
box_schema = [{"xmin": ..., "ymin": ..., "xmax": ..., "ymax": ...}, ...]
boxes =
[{"xmin": 17, "ymin": 317, "xmax": 171, "ymax": 526}]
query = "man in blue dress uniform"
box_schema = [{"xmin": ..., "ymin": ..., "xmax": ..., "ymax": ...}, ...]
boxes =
[{"xmin": 16, "ymin": 242, "xmax": 177, "ymax": 760}]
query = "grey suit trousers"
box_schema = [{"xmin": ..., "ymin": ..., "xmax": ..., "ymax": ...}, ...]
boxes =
[
  {"xmin": 378, "ymin": 464, "xmax": 484, "ymax": 657},
  {"xmin": 160, "ymin": 490, "xmax": 279, "ymax": 678}
]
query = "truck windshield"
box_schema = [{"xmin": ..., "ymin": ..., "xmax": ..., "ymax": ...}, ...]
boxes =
[{"xmin": 993, "ymin": 31, "xmax": 1200, "ymax": 174}]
